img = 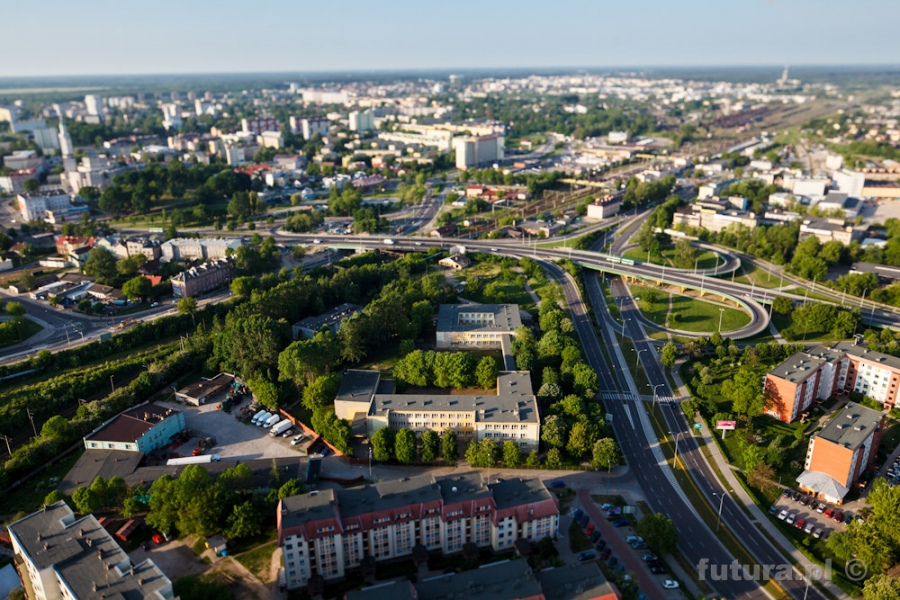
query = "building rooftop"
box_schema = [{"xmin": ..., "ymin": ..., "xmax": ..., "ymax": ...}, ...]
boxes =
[
  {"xmin": 338, "ymin": 474, "xmax": 442, "ymax": 519},
  {"xmin": 7, "ymin": 502, "xmax": 171, "ymax": 599},
  {"xmin": 830, "ymin": 340, "xmax": 900, "ymax": 372},
  {"xmin": 535, "ymin": 563, "xmax": 620, "ymax": 600},
  {"xmin": 488, "ymin": 477, "xmax": 554, "ymax": 510},
  {"xmin": 58, "ymin": 450, "xmax": 144, "ymax": 495},
  {"xmin": 436, "ymin": 304, "xmax": 521, "ymax": 334},
  {"xmin": 294, "ymin": 303, "xmax": 363, "ymax": 333},
  {"xmin": 175, "ymin": 372, "xmax": 234, "ymax": 400},
  {"xmin": 416, "ymin": 559, "xmax": 541, "ymax": 600},
  {"xmin": 280, "ymin": 489, "xmax": 338, "ymax": 529},
  {"xmin": 84, "ymin": 402, "xmax": 180, "ymax": 445},
  {"xmin": 769, "ymin": 354, "xmax": 829, "ymax": 383},
  {"xmin": 816, "ymin": 402, "xmax": 883, "ymax": 450},
  {"xmin": 436, "ymin": 472, "xmax": 492, "ymax": 506},
  {"xmin": 850, "ymin": 262, "xmax": 900, "ymax": 281},
  {"xmin": 336, "ymin": 370, "xmax": 381, "ymax": 403},
  {"xmin": 346, "ymin": 580, "xmax": 418, "ymax": 600},
  {"xmin": 370, "ymin": 389, "xmax": 538, "ymax": 423}
]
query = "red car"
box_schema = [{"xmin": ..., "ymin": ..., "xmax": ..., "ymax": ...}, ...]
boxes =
[
  {"xmin": 833, "ymin": 511, "xmax": 844, "ymax": 523},
  {"xmin": 584, "ymin": 523, "xmax": 595, "ymax": 536},
  {"xmin": 795, "ymin": 518, "xmax": 806, "ymax": 530},
  {"xmin": 824, "ymin": 508, "xmax": 835, "ymax": 519},
  {"xmin": 151, "ymin": 534, "xmax": 164, "ymax": 545},
  {"xmin": 191, "ymin": 448, "xmax": 202, "ymax": 456}
]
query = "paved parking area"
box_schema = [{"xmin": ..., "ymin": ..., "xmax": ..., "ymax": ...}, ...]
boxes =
[
  {"xmin": 129, "ymin": 540, "xmax": 208, "ymax": 580},
  {"xmin": 158, "ymin": 401, "xmax": 305, "ymax": 461},
  {"xmin": 768, "ymin": 494, "xmax": 852, "ymax": 541}
]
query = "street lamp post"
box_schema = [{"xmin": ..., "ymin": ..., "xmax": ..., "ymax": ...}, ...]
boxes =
[
  {"xmin": 718, "ymin": 308, "xmax": 725, "ymax": 332},
  {"xmin": 713, "ymin": 490, "xmax": 734, "ymax": 532},
  {"xmin": 672, "ymin": 431, "xmax": 684, "ymax": 469},
  {"xmin": 652, "ymin": 383, "xmax": 664, "ymax": 406}
]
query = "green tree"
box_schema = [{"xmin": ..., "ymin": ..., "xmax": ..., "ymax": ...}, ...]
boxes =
[
  {"xmin": 772, "ymin": 296, "xmax": 794, "ymax": 315},
  {"xmin": 177, "ymin": 296, "xmax": 198, "ymax": 319},
  {"xmin": 41, "ymin": 415, "xmax": 74, "ymax": 441},
  {"xmin": 660, "ymin": 342, "xmax": 678, "ymax": 369},
  {"xmin": 395, "ymin": 428, "xmax": 417, "ymax": 464},
  {"xmin": 228, "ymin": 191, "xmax": 252, "ymax": 219},
  {"xmin": 122, "ymin": 276, "xmax": 152, "ymax": 301},
  {"xmin": 545, "ymin": 448, "xmax": 562, "ymax": 469},
  {"xmin": 863, "ymin": 574, "xmax": 900, "ymax": 600},
  {"xmin": 442, "ymin": 429, "xmax": 458, "ymax": 463},
  {"xmin": 541, "ymin": 415, "xmax": 568, "ymax": 449},
  {"xmin": 673, "ymin": 239, "xmax": 696, "ymax": 269},
  {"xmin": 371, "ymin": 427, "xmax": 395, "ymax": 462},
  {"xmin": 218, "ymin": 463, "xmax": 254, "ymax": 493},
  {"xmin": 636, "ymin": 512, "xmax": 678, "ymax": 554},
  {"xmin": 420, "ymin": 430, "xmax": 439, "ymax": 463},
  {"xmin": 570, "ymin": 363, "xmax": 599, "ymax": 400},
  {"xmin": 278, "ymin": 479, "xmax": 305, "ymax": 499},
  {"xmin": 566, "ymin": 421, "xmax": 597, "ymax": 459},
  {"xmin": 301, "ymin": 373, "xmax": 342, "ymax": 411},
  {"xmin": 503, "ymin": 440, "xmax": 521, "ymax": 467},
  {"xmin": 525, "ymin": 449, "xmax": 540, "ymax": 467},
  {"xmin": 72, "ymin": 486, "xmax": 101, "ymax": 514},
  {"xmin": 23, "ymin": 178, "xmax": 40, "ymax": 193},
  {"xmin": 106, "ymin": 476, "xmax": 127, "ymax": 507},
  {"xmin": 44, "ymin": 490, "xmax": 67, "ymax": 507},
  {"xmin": 721, "ymin": 366, "xmax": 765, "ymax": 417},
  {"xmin": 223, "ymin": 501, "xmax": 262, "ymax": 539},
  {"xmin": 475, "ymin": 356, "xmax": 499, "ymax": 389},
  {"xmin": 248, "ymin": 377, "xmax": 280, "ymax": 410},
  {"xmin": 83, "ymin": 247, "xmax": 118, "ymax": 284},
  {"xmin": 592, "ymin": 438, "xmax": 621, "ymax": 469}
]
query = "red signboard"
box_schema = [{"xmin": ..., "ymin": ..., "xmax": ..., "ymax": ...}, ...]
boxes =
[{"xmin": 716, "ymin": 420, "xmax": 737, "ymax": 430}]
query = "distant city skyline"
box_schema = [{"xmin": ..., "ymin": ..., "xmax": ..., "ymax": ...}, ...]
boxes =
[{"xmin": 2, "ymin": 0, "xmax": 898, "ymax": 77}]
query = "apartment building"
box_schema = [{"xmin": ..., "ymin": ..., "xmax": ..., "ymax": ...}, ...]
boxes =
[
  {"xmin": 765, "ymin": 341, "xmax": 900, "ymax": 422},
  {"xmin": 671, "ymin": 203, "xmax": 758, "ymax": 234},
  {"xmin": 586, "ymin": 195, "xmax": 622, "ymax": 221},
  {"xmin": 435, "ymin": 304, "xmax": 521, "ymax": 349},
  {"xmin": 798, "ymin": 402, "xmax": 883, "ymax": 504},
  {"xmin": 160, "ymin": 237, "xmax": 241, "ymax": 262},
  {"xmin": 277, "ymin": 473, "xmax": 559, "ymax": 590},
  {"xmin": 8, "ymin": 501, "xmax": 173, "ymax": 600},
  {"xmin": 17, "ymin": 191, "xmax": 73, "ymax": 221},
  {"xmin": 454, "ymin": 134, "xmax": 504, "ymax": 170},
  {"xmin": 84, "ymin": 402, "xmax": 185, "ymax": 453},
  {"xmin": 799, "ymin": 217, "xmax": 862, "ymax": 245},
  {"xmin": 171, "ymin": 257, "xmax": 235, "ymax": 298},
  {"xmin": 241, "ymin": 116, "xmax": 279, "ymax": 135},
  {"xmin": 290, "ymin": 116, "xmax": 330, "ymax": 140}
]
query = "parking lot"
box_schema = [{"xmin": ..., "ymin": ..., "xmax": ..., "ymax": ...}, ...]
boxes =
[
  {"xmin": 769, "ymin": 489, "xmax": 857, "ymax": 541},
  {"xmin": 158, "ymin": 400, "xmax": 311, "ymax": 461}
]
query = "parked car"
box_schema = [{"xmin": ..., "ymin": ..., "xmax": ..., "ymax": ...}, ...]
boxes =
[
  {"xmin": 804, "ymin": 521, "xmax": 816, "ymax": 534},
  {"xmin": 795, "ymin": 518, "xmax": 806, "ymax": 530},
  {"xmin": 608, "ymin": 557, "xmax": 618, "ymax": 568},
  {"xmin": 786, "ymin": 513, "xmax": 796, "ymax": 525},
  {"xmin": 824, "ymin": 508, "xmax": 835, "ymax": 519},
  {"xmin": 816, "ymin": 503, "xmax": 826, "ymax": 514},
  {"xmin": 833, "ymin": 511, "xmax": 844, "ymax": 523},
  {"xmin": 590, "ymin": 531, "xmax": 602, "ymax": 542},
  {"xmin": 584, "ymin": 523, "xmax": 595, "ymax": 536},
  {"xmin": 577, "ymin": 551, "xmax": 596, "ymax": 562},
  {"xmin": 642, "ymin": 553, "xmax": 658, "ymax": 562},
  {"xmin": 573, "ymin": 509, "xmax": 584, "ymax": 520},
  {"xmin": 663, "ymin": 580, "xmax": 680, "ymax": 589},
  {"xmin": 281, "ymin": 429, "xmax": 294, "ymax": 437},
  {"xmin": 651, "ymin": 565, "xmax": 668, "ymax": 575},
  {"xmin": 812, "ymin": 528, "xmax": 824, "ymax": 539},
  {"xmin": 782, "ymin": 489, "xmax": 793, "ymax": 498},
  {"xmin": 792, "ymin": 491, "xmax": 801, "ymax": 501},
  {"xmin": 777, "ymin": 510, "xmax": 789, "ymax": 521},
  {"xmin": 549, "ymin": 480, "xmax": 565, "ymax": 489},
  {"xmin": 291, "ymin": 434, "xmax": 306, "ymax": 445},
  {"xmin": 799, "ymin": 496, "xmax": 809, "ymax": 506},
  {"xmin": 607, "ymin": 507, "xmax": 622, "ymax": 516},
  {"xmin": 769, "ymin": 505, "xmax": 778, "ymax": 515},
  {"xmin": 612, "ymin": 519, "xmax": 629, "ymax": 528},
  {"xmin": 625, "ymin": 535, "xmax": 643, "ymax": 544},
  {"xmin": 595, "ymin": 539, "xmax": 606, "ymax": 550},
  {"xmin": 599, "ymin": 548, "xmax": 611, "ymax": 560},
  {"xmin": 631, "ymin": 541, "xmax": 648, "ymax": 549},
  {"xmin": 579, "ymin": 515, "xmax": 590, "ymax": 528}
]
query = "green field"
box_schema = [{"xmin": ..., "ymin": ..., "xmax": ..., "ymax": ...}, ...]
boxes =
[
  {"xmin": 771, "ymin": 312, "xmax": 850, "ymax": 343},
  {"xmin": 630, "ymin": 284, "xmax": 670, "ymax": 326},
  {"xmin": 727, "ymin": 263, "xmax": 785, "ymax": 289},
  {"xmin": 0, "ymin": 317, "xmax": 44, "ymax": 349},
  {"xmin": 668, "ymin": 295, "xmax": 750, "ymax": 333},
  {"xmin": 235, "ymin": 541, "xmax": 277, "ymax": 582},
  {"xmin": 622, "ymin": 247, "xmax": 722, "ymax": 270}
]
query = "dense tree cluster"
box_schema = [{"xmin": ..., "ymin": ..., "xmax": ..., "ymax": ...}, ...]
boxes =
[{"xmin": 392, "ymin": 350, "xmax": 499, "ymax": 390}]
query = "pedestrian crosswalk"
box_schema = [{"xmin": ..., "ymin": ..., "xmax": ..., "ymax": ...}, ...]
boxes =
[{"xmin": 599, "ymin": 391, "xmax": 679, "ymax": 405}]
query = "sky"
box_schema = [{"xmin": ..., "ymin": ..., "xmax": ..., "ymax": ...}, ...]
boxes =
[{"xmin": 2, "ymin": 0, "xmax": 898, "ymax": 77}]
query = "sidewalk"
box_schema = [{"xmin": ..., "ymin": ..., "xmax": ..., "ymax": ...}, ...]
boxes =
[{"xmin": 669, "ymin": 362, "xmax": 847, "ymax": 599}]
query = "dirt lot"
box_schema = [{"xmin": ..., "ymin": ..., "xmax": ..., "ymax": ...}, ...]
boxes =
[{"xmin": 158, "ymin": 400, "xmax": 310, "ymax": 462}]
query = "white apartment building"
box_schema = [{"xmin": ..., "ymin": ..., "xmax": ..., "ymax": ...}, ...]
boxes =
[
  {"xmin": 291, "ymin": 116, "xmax": 330, "ymax": 140},
  {"xmin": 84, "ymin": 94, "xmax": 105, "ymax": 119},
  {"xmin": 17, "ymin": 191, "xmax": 73, "ymax": 222},
  {"xmin": 8, "ymin": 502, "xmax": 173, "ymax": 600},
  {"xmin": 159, "ymin": 237, "xmax": 242, "ymax": 262},
  {"xmin": 454, "ymin": 134, "xmax": 504, "ymax": 170},
  {"xmin": 277, "ymin": 473, "xmax": 559, "ymax": 590},
  {"xmin": 435, "ymin": 304, "xmax": 521, "ymax": 349},
  {"xmin": 349, "ymin": 110, "xmax": 375, "ymax": 132},
  {"xmin": 832, "ymin": 169, "xmax": 866, "ymax": 197}
]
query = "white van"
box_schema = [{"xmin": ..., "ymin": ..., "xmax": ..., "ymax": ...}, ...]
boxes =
[
  {"xmin": 263, "ymin": 414, "xmax": 281, "ymax": 428},
  {"xmin": 252, "ymin": 411, "xmax": 270, "ymax": 426}
]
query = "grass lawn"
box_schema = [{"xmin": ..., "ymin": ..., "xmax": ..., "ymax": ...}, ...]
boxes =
[
  {"xmin": 0, "ymin": 317, "xmax": 44, "ymax": 349},
  {"xmin": 568, "ymin": 519, "xmax": 592, "ymax": 553},
  {"xmin": 771, "ymin": 312, "xmax": 847, "ymax": 343},
  {"xmin": 630, "ymin": 284, "xmax": 670, "ymax": 327},
  {"xmin": 461, "ymin": 260, "xmax": 536, "ymax": 307},
  {"xmin": 727, "ymin": 263, "xmax": 785, "ymax": 289},
  {"xmin": 5, "ymin": 449, "xmax": 84, "ymax": 514},
  {"xmin": 622, "ymin": 247, "xmax": 721, "ymax": 270},
  {"xmin": 228, "ymin": 528, "xmax": 279, "ymax": 555},
  {"xmin": 235, "ymin": 541, "xmax": 278, "ymax": 582},
  {"xmin": 668, "ymin": 294, "xmax": 750, "ymax": 333}
]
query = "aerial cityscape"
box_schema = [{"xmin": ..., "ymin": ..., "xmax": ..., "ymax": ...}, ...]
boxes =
[{"xmin": 2, "ymin": 2, "xmax": 900, "ymax": 600}]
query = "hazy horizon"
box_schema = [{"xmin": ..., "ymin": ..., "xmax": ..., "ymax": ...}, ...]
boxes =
[{"xmin": 3, "ymin": 0, "xmax": 898, "ymax": 78}]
